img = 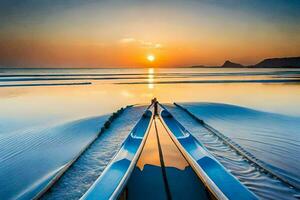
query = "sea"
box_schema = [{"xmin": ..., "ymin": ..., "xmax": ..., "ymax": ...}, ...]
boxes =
[{"xmin": 0, "ymin": 67, "xmax": 299, "ymax": 199}]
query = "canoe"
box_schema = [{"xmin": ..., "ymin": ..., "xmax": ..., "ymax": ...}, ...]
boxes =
[
  {"xmin": 160, "ymin": 108, "xmax": 258, "ymax": 200},
  {"xmin": 80, "ymin": 109, "xmax": 153, "ymax": 200},
  {"xmin": 81, "ymin": 105, "xmax": 258, "ymax": 200}
]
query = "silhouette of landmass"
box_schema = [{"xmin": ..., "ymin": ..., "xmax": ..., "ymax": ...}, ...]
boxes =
[
  {"xmin": 222, "ymin": 60, "xmax": 244, "ymax": 68},
  {"xmin": 191, "ymin": 56, "xmax": 300, "ymax": 68},
  {"xmin": 254, "ymin": 57, "xmax": 300, "ymax": 68}
]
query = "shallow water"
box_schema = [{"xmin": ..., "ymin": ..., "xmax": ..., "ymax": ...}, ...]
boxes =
[
  {"xmin": 42, "ymin": 106, "xmax": 146, "ymax": 200},
  {"xmin": 177, "ymin": 102, "xmax": 300, "ymax": 190},
  {"xmin": 0, "ymin": 115, "xmax": 109, "ymax": 199},
  {"xmin": 166, "ymin": 104, "xmax": 300, "ymax": 199},
  {"xmin": 0, "ymin": 67, "xmax": 300, "ymax": 199}
]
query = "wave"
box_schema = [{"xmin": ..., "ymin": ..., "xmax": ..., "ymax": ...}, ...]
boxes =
[
  {"xmin": 176, "ymin": 102, "xmax": 300, "ymax": 190},
  {"xmin": 0, "ymin": 114, "xmax": 109, "ymax": 199},
  {"xmin": 0, "ymin": 69, "xmax": 299, "ymax": 78},
  {"xmin": 41, "ymin": 106, "xmax": 146, "ymax": 200},
  {"xmin": 0, "ymin": 82, "xmax": 91, "ymax": 87},
  {"xmin": 116, "ymin": 79, "xmax": 300, "ymax": 85},
  {"xmin": 0, "ymin": 77, "xmax": 149, "ymax": 82},
  {"xmin": 167, "ymin": 103, "xmax": 300, "ymax": 199}
]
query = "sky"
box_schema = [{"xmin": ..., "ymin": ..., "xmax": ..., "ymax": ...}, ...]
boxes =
[{"xmin": 0, "ymin": 0, "xmax": 300, "ymax": 68}]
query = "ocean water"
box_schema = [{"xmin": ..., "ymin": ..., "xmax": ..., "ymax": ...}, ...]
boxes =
[
  {"xmin": 42, "ymin": 106, "xmax": 146, "ymax": 200},
  {"xmin": 0, "ymin": 67, "xmax": 300, "ymax": 199},
  {"xmin": 177, "ymin": 102, "xmax": 300, "ymax": 190},
  {"xmin": 166, "ymin": 104, "xmax": 300, "ymax": 199},
  {"xmin": 0, "ymin": 115, "xmax": 109, "ymax": 199}
]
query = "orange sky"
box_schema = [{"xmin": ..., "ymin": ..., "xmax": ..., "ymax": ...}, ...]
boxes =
[{"xmin": 0, "ymin": 0, "xmax": 299, "ymax": 67}]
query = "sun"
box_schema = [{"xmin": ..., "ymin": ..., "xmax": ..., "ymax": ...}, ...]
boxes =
[{"xmin": 147, "ymin": 54, "xmax": 155, "ymax": 62}]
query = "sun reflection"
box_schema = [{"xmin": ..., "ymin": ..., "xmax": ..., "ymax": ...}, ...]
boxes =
[{"xmin": 148, "ymin": 68, "xmax": 154, "ymax": 89}]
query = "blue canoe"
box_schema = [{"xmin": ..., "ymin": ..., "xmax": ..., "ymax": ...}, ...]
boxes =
[
  {"xmin": 81, "ymin": 106, "xmax": 258, "ymax": 200},
  {"xmin": 160, "ymin": 108, "xmax": 258, "ymax": 200},
  {"xmin": 81, "ymin": 109, "xmax": 153, "ymax": 200}
]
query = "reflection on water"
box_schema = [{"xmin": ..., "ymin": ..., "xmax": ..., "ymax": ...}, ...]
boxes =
[
  {"xmin": 0, "ymin": 68, "xmax": 300, "ymax": 135},
  {"xmin": 0, "ymin": 67, "xmax": 299, "ymax": 199},
  {"xmin": 147, "ymin": 68, "xmax": 154, "ymax": 89}
]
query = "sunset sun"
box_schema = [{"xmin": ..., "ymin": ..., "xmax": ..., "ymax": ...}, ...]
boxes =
[{"xmin": 147, "ymin": 54, "xmax": 155, "ymax": 62}]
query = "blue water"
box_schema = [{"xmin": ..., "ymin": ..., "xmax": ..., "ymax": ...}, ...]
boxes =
[
  {"xmin": 0, "ymin": 68, "xmax": 300, "ymax": 199},
  {"xmin": 42, "ymin": 106, "xmax": 146, "ymax": 200},
  {"xmin": 177, "ymin": 103, "xmax": 300, "ymax": 190},
  {"xmin": 0, "ymin": 115, "xmax": 109, "ymax": 199},
  {"xmin": 166, "ymin": 104, "xmax": 300, "ymax": 199}
]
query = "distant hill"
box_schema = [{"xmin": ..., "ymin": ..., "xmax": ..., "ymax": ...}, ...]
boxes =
[
  {"xmin": 191, "ymin": 56, "xmax": 300, "ymax": 68},
  {"xmin": 254, "ymin": 57, "xmax": 300, "ymax": 68},
  {"xmin": 221, "ymin": 60, "xmax": 245, "ymax": 68}
]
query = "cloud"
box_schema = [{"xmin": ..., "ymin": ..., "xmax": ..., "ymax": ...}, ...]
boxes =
[
  {"xmin": 119, "ymin": 38, "xmax": 163, "ymax": 49},
  {"xmin": 119, "ymin": 38, "xmax": 136, "ymax": 43},
  {"xmin": 140, "ymin": 41, "xmax": 162, "ymax": 49}
]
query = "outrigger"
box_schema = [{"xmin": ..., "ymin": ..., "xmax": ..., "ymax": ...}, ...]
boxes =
[{"xmin": 81, "ymin": 100, "xmax": 258, "ymax": 200}]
